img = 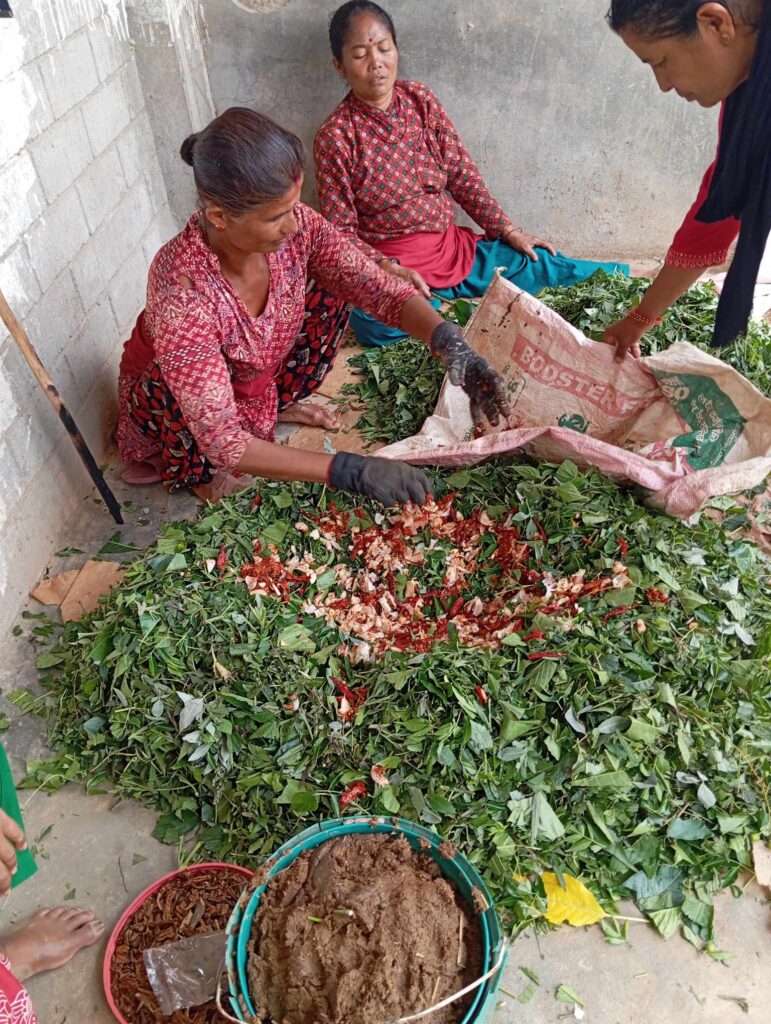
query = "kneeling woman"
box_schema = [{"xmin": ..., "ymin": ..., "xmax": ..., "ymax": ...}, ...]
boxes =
[
  {"xmin": 117, "ymin": 108, "xmax": 508, "ymax": 506},
  {"xmin": 314, "ymin": 1, "xmax": 629, "ymax": 348}
]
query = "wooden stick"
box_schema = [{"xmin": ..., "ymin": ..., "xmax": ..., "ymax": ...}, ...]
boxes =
[{"xmin": 0, "ymin": 288, "xmax": 123, "ymax": 524}]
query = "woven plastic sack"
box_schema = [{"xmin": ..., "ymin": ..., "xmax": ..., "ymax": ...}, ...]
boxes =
[{"xmin": 380, "ymin": 273, "xmax": 771, "ymax": 521}]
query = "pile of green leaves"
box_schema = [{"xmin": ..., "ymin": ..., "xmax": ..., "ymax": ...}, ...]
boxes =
[
  {"xmin": 18, "ymin": 460, "xmax": 771, "ymax": 946},
  {"xmin": 341, "ymin": 339, "xmax": 446, "ymax": 446},
  {"xmin": 538, "ymin": 271, "xmax": 771, "ymax": 396},
  {"xmin": 341, "ymin": 276, "xmax": 770, "ymax": 450},
  {"xmin": 341, "ymin": 299, "xmax": 474, "ymax": 446}
]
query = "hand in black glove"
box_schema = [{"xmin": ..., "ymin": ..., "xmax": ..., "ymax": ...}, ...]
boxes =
[
  {"xmin": 430, "ymin": 321, "xmax": 511, "ymax": 431},
  {"xmin": 329, "ymin": 453, "xmax": 432, "ymax": 507}
]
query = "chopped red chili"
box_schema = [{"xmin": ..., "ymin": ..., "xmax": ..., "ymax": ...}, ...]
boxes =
[
  {"xmin": 646, "ymin": 587, "xmax": 671, "ymax": 605},
  {"xmin": 602, "ymin": 605, "xmax": 633, "ymax": 623},
  {"xmin": 475, "ymin": 685, "xmax": 489, "ymax": 705},
  {"xmin": 215, "ymin": 546, "xmax": 228, "ymax": 571},
  {"xmin": 527, "ymin": 651, "xmax": 565, "ymax": 661},
  {"xmin": 617, "ymin": 537, "xmax": 630, "ymax": 558},
  {"xmin": 340, "ymin": 780, "xmax": 367, "ymax": 809}
]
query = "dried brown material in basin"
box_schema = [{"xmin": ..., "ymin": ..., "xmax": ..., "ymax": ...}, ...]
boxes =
[
  {"xmin": 248, "ymin": 834, "xmax": 482, "ymax": 1024},
  {"xmin": 110, "ymin": 867, "xmax": 248, "ymax": 1024}
]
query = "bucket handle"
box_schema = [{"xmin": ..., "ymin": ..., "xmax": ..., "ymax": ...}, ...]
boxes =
[
  {"xmin": 215, "ymin": 942, "xmax": 509, "ymax": 1024},
  {"xmin": 216, "ymin": 975, "xmax": 254, "ymax": 1023},
  {"xmin": 378, "ymin": 941, "xmax": 509, "ymax": 1024}
]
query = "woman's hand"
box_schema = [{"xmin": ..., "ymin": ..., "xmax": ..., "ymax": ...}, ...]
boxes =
[
  {"xmin": 379, "ymin": 259, "xmax": 431, "ymax": 299},
  {"xmin": 602, "ymin": 315, "xmax": 647, "ymax": 360},
  {"xmin": 430, "ymin": 322, "xmax": 510, "ymax": 431},
  {"xmin": 502, "ymin": 226, "xmax": 557, "ymax": 262},
  {"xmin": 329, "ymin": 453, "xmax": 432, "ymax": 506},
  {"xmin": 0, "ymin": 808, "xmax": 27, "ymax": 896}
]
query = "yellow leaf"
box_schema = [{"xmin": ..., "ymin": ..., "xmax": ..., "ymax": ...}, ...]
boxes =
[
  {"xmin": 542, "ymin": 872, "xmax": 607, "ymax": 927},
  {"xmin": 212, "ymin": 655, "xmax": 233, "ymax": 681}
]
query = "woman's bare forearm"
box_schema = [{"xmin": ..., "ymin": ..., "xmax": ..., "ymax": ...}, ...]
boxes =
[
  {"xmin": 637, "ymin": 263, "xmax": 705, "ymax": 319},
  {"xmin": 236, "ymin": 438, "xmax": 333, "ymax": 483}
]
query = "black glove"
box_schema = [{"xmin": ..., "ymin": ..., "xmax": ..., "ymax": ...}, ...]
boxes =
[
  {"xmin": 329, "ymin": 453, "xmax": 432, "ymax": 506},
  {"xmin": 430, "ymin": 321, "xmax": 511, "ymax": 431}
]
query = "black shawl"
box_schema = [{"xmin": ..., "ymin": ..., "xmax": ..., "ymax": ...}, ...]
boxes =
[{"xmin": 697, "ymin": 2, "xmax": 771, "ymax": 346}]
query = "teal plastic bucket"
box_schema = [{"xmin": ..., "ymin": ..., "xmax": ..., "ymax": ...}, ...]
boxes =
[{"xmin": 224, "ymin": 816, "xmax": 507, "ymax": 1023}]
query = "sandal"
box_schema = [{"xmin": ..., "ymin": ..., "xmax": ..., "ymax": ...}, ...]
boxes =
[{"xmin": 121, "ymin": 458, "xmax": 164, "ymax": 485}]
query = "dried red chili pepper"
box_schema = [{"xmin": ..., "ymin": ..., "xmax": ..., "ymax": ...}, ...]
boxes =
[
  {"xmin": 602, "ymin": 605, "xmax": 634, "ymax": 623},
  {"xmin": 527, "ymin": 651, "xmax": 565, "ymax": 661},
  {"xmin": 251, "ymin": 494, "xmax": 262, "ymax": 509},
  {"xmin": 532, "ymin": 517, "xmax": 549, "ymax": 543},
  {"xmin": 340, "ymin": 780, "xmax": 367, "ymax": 809},
  {"xmin": 645, "ymin": 587, "xmax": 670, "ymax": 605},
  {"xmin": 215, "ymin": 546, "xmax": 228, "ymax": 571},
  {"xmin": 523, "ymin": 630, "xmax": 545, "ymax": 642},
  {"xmin": 449, "ymin": 597, "xmax": 465, "ymax": 618},
  {"xmin": 475, "ymin": 685, "xmax": 489, "ymax": 705},
  {"xmin": 617, "ymin": 537, "xmax": 630, "ymax": 558}
]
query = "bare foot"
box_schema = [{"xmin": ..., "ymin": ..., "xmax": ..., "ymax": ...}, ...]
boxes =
[
  {"xmin": 193, "ymin": 471, "xmax": 254, "ymax": 504},
  {"xmin": 278, "ymin": 399, "xmax": 341, "ymax": 430},
  {"xmin": 0, "ymin": 907, "xmax": 104, "ymax": 982}
]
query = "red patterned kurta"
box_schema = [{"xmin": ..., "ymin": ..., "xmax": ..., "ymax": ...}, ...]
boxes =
[
  {"xmin": 117, "ymin": 204, "xmax": 414, "ymax": 473},
  {"xmin": 314, "ymin": 80, "xmax": 512, "ymax": 263},
  {"xmin": 665, "ymin": 105, "xmax": 740, "ymax": 269},
  {"xmin": 0, "ymin": 955, "xmax": 37, "ymax": 1024}
]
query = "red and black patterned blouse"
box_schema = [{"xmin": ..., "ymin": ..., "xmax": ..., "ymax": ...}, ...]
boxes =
[
  {"xmin": 314, "ymin": 80, "xmax": 512, "ymax": 262},
  {"xmin": 666, "ymin": 105, "xmax": 740, "ymax": 269},
  {"xmin": 117, "ymin": 204, "xmax": 414, "ymax": 472}
]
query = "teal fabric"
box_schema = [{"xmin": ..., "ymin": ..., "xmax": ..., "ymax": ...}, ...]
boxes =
[{"xmin": 350, "ymin": 240, "xmax": 630, "ymax": 348}]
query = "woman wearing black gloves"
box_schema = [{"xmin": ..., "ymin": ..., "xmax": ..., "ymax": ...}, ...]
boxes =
[{"xmin": 117, "ymin": 107, "xmax": 508, "ymax": 506}]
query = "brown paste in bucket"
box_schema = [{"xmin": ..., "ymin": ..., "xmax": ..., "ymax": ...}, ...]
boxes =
[{"xmin": 247, "ymin": 834, "xmax": 482, "ymax": 1024}]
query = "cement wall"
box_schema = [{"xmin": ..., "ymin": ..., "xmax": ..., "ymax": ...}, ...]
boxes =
[
  {"xmin": 0, "ymin": 0, "xmax": 178, "ymax": 636},
  {"xmin": 202, "ymin": 0, "xmax": 719, "ymax": 259}
]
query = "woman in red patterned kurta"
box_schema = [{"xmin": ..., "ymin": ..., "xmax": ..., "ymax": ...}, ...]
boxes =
[
  {"xmin": 118, "ymin": 108, "xmax": 509, "ymax": 503},
  {"xmin": 314, "ymin": 2, "xmax": 628, "ymax": 347}
]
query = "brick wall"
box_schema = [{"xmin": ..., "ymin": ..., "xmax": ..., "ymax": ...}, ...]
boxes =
[{"xmin": 0, "ymin": 0, "xmax": 179, "ymax": 633}]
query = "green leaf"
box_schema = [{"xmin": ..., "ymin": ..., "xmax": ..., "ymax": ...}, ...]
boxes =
[
  {"xmin": 379, "ymin": 786, "xmax": 400, "ymax": 814},
  {"xmin": 624, "ymin": 866, "xmax": 684, "ymax": 909},
  {"xmin": 531, "ymin": 792, "xmax": 565, "ymax": 841},
  {"xmin": 518, "ymin": 983, "xmax": 536, "ymax": 1005},
  {"xmin": 99, "ymin": 533, "xmax": 140, "ymax": 555},
  {"xmin": 36, "ymin": 652, "xmax": 65, "ymax": 669},
  {"xmin": 277, "ymin": 624, "xmax": 316, "ymax": 652},
  {"xmin": 574, "ymin": 770, "xmax": 632, "ymax": 790},
  {"xmin": 697, "ymin": 782, "xmax": 717, "ymax": 810},
  {"xmin": 626, "ymin": 718, "xmax": 661, "ymax": 745},
  {"xmin": 647, "ymin": 907, "xmax": 682, "ymax": 940},
  {"xmin": 469, "ymin": 721, "xmax": 493, "ymax": 752},
  {"xmin": 555, "ymin": 984, "xmax": 585, "ymax": 1007},
  {"xmin": 290, "ymin": 789, "xmax": 319, "ymax": 814},
  {"xmin": 667, "ymin": 819, "xmax": 710, "ymax": 841}
]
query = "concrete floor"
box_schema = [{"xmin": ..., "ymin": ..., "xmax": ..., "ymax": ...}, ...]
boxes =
[{"xmin": 1, "ymin": 336, "xmax": 769, "ymax": 1023}]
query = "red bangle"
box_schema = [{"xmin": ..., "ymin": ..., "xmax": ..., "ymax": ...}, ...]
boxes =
[{"xmin": 627, "ymin": 307, "xmax": 662, "ymax": 328}]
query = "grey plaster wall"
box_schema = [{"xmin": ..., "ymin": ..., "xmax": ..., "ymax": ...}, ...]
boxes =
[
  {"xmin": 0, "ymin": 0, "xmax": 178, "ymax": 636},
  {"xmin": 202, "ymin": 0, "xmax": 719, "ymax": 259}
]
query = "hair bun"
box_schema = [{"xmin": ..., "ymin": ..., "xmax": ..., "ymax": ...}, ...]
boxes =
[{"xmin": 180, "ymin": 133, "xmax": 198, "ymax": 166}]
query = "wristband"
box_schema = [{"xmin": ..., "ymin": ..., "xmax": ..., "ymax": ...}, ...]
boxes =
[{"xmin": 628, "ymin": 307, "xmax": 662, "ymax": 328}]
